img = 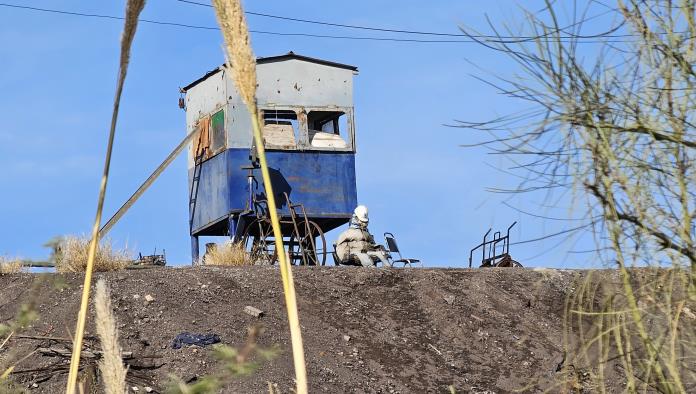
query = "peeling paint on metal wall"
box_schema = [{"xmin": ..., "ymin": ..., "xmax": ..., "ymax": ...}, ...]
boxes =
[
  {"xmin": 185, "ymin": 55, "xmax": 359, "ymax": 236},
  {"xmin": 184, "ymin": 69, "xmax": 227, "ymax": 167},
  {"xmin": 222, "ymin": 60, "xmax": 355, "ymax": 149},
  {"xmin": 254, "ymin": 59, "xmax": 354, "ymax": 108}
]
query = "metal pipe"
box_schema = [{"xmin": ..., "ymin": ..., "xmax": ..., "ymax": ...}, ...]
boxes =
[
  {"xmin": 469, "ymin": 228, "xmax": 492, "ymax": 268},
  {"xmin": 98, "ymin": 127, "xmax": 201, "ymax": 239},
  {"xmin": 505, "ymin": 221, "xmax": 517, "ymax": 255},
  {"xmin": 20, "ymin": 260, "xmax": 55, "ymax": 268},
  {"xmin": 191, "ymin": 236, "xmax": 199, "ymax": 265},
  {"xmin": 248, "ymin": 171, "xmax": 255, "ymax": 210}
]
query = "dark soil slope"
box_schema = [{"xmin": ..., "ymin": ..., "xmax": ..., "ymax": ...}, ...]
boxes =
[{"xmin": 0, "ymin": 267, "xmax": 583, "ymax": 393}]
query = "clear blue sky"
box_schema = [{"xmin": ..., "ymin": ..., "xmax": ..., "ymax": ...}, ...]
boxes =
[{"xmin": 0, "ymin": 0, "xmax": 604, "ymax": 268}]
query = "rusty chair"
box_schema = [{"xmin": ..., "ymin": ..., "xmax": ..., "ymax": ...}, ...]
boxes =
[{"xmin": 383, "ymin": 232, "xmax": 421, "ymax": 267}]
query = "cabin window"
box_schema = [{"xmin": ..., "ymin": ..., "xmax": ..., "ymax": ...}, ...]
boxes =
[
  {"xmin": 307, "ymin": 111, "xmax": 349, "ymax": 149},
  {"xmin": 262, "ymin": 109, "xmax": 299, "ymax": 149},
  {"xmin": 210, "ymin": 109, "xmax": 226, "ymax": 153}
]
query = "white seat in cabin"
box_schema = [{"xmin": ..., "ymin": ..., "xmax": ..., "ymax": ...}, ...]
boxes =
[{"xmin": 309, "ymin": 130, "xmax": 348, "ymax": 149}]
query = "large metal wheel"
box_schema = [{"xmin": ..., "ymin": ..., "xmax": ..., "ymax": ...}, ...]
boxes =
[
  {"xmin": 241, "ymin": 218, "xmax": 277, "ymax": 265},
  {"xmin": 288, "ymin": 220, "xmax": 327, "ymax": 266}
]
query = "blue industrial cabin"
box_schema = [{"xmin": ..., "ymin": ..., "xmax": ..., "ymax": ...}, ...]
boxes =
[{"xmin": 181, "ymin": 52, "xmax": 359, "ymax": 262}]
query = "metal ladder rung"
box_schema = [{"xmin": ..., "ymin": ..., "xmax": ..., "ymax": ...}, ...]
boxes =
[{"xmin": 188, "ymin": 142, "xmax": 206, "ymax": 231}]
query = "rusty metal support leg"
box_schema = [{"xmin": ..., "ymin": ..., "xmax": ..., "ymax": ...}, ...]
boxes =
[{"xmin": 191, "ymin": 236, "xmax": 199, "ymax": 265}]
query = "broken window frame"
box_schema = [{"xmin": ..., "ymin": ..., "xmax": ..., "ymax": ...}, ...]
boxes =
[
  {"xmin": 304, "ymin": 107, "xmax": 354, "ymax": 152},
  {"xmin": 259, "ymin": 105, "xmax": 355, "ymax": 152},
  {"xmin": 260, "ymin": 106, "xmax": 303, "ymax": 150}
]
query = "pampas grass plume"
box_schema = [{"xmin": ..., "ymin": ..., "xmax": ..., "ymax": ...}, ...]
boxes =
[
  {"xmin": 94, "ymin": 279, "xmax": 127, "ymax": 394},
  {"xmin": 212, "ymin": 0, "xmax": 257, "ymax": 109}
]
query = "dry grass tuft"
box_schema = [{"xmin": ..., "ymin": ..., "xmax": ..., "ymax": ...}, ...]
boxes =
[
  {"xmin": 0, "ymin": 258, "xmax": 23, "ymax": 274},
  {"xmin": 204, "ymin": 242, "xmax": 252, "ymax": 266},
  {"xmin": 94, "ymin": 279, "xmax": 127, "ymax": 394},
  {"xmin": 212, "ymin": 0, "xmax": 257, "ymax": 108},
  {"xmin": 55, "ymin": 236, "xmax": 131, "ymax": 273}
]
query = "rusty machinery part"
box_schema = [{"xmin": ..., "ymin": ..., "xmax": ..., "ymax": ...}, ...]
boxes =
[
  {"xmin": 287, "ymin": 220, "xmax": 327, "ymax": 266},
  {"xmin": 235, "ymin": 190, "xmax": 328, "ymax": 266},
  {"xmin": 133, "ymin": 252, "xmax": 166, "ymax": 267},
  {"xmin": 469, "ymin": 222, "xmax": 519, "ymax": 268},
  {"xmin": 479, "ymin": 253, "xmax": 522, "ymax": 268},
  {"xmin": 495, "ymin": 254, "xmax": 522, "ymax": 267},
  {"xmin": 241, "ymin": 218, "xmax": 278, "ymax": 265},
  {"xmin": 282, "ymin": 193, "xmax": 327, "ymax": 266}
]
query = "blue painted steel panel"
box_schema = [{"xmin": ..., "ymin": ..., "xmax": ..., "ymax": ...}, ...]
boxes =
[
  {"xmin": 188, "ymin": 152, "xmax": 235, "ymax": 232},
  {"xmin": 190, "ymin": 148, "xmax": 357, "ymax": 235}
]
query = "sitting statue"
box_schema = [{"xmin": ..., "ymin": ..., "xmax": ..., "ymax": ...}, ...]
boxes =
[{"xmin": 335, "ymin": 205, "xmax": 391, "ymax": 267}]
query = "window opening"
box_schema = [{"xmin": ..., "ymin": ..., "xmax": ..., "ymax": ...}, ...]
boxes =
[
  {"xmin": 307, "ymin": 111, "xmax": 349, "ymax": 149},
  {"xmin": 262, "ymin": 109, "xmax": 299, "ymax": 149},
  {"xmin": 210, "ymin": 109, "xmax": 225, "ymax": 153}
]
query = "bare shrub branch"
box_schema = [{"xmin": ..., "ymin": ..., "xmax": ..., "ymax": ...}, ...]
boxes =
[{"xmin": 460, "ymin": 1, "xmax": 696, "ymax": 391}]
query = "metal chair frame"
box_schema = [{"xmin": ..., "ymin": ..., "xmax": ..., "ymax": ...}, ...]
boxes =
[{"xmin": 383, "ymin": 232, "xmax": 422, "ymax": 267}]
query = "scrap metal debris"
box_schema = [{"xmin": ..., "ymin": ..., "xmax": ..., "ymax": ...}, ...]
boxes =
[
  {"xmin": 469, "ymin": 222, "xmax": 523, "ymax": 268},
  {"xmin": 132, "ymin": 250, "xmax": 167, "ymax": 267}
]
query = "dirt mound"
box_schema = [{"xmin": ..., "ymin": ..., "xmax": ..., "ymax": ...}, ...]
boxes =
[{"xmin": 1, "ymin": 267, "xmax": 586, "ymax": 393}]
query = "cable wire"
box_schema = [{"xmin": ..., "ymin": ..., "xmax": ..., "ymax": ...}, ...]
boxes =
[
  {"xmin": 0, "ymin": 2, "xmax": 637, "ymax": 44},
  {"xmin": 177, "ymin": 0, "xmax": 472, "ymax": 37},
  {"xmin": 176, "ymin": 0, "xmax": 637, "ymax": 41}
]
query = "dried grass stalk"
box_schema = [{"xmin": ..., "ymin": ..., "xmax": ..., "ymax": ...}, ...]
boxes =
[
  {"xmin": 0, "ymin": 258, "xmax": 22, "ymax": 274},
  {"xmin": 212, "ymin": 2, "xmax": 307, "ymax": 393},
  {"xmin": 55, "ymin": 236, "xmax": 131, "ymax": 273},
  {"xmin": 212, "ymin": 0, "xmax": 257, "ymax": 109},
  {"xmin": 117, "ymin": 0, "xmax": 145, "ymax": 89},
  {"xmin": 94, "ymin": 279, "xmax": 127, "ymax": 394},
  {"xmin": 204, "ymin": 242, "xmax": 252, "ymax": 266},
  {"xmin": 66, "ymin": 0, "xmax": 146, "ymax": 392}
]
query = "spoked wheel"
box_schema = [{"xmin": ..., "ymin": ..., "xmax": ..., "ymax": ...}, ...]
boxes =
[
  {"xmin": 288, "ymin": 221, "xmax": 327, "ymax": 266},
  {"xmin": 241, "ymin": 219, "xmax": 277, "ymax": 265}
]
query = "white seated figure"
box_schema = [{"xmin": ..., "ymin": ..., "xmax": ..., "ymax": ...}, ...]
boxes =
[{"xmin": 335, "ymin": 205, "xmax": 391, "ymax": 267}]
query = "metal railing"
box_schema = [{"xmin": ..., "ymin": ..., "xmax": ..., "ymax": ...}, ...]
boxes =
[{"xmin": 468, "ymin": 221, "xmax": 517, "ymax": 268}]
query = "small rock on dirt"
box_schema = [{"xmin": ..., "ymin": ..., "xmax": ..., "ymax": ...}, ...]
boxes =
[
  {"xmin": 444, "ymin": 295, "xmax": 455, "ymax": 305},
  {"xmin": 343, "ymin": 335, "xmax": 351, "ymax": 341},
  {"xmin": 144, "ymin": 294, "xmax": 155, "ymax": 303},
  {"xmin": 244, "ymin": 306, "xmax": 264, "ymax": 318}
]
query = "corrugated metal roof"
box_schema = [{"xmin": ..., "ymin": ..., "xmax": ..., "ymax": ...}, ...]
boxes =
[{"xmin": 181, "ymin": 52, "xmax": 358, "ymax": 92}]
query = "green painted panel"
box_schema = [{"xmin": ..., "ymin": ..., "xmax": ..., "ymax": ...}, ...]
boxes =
[{"xmin": 211, "ymin": 109, "xmax": 225, "ymax": 151}]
